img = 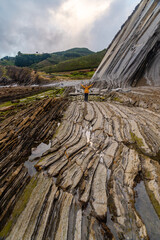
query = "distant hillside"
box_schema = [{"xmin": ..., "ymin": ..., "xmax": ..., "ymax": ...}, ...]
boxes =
[
  {"xmin": 32, "ymin": 48, "xmax": 94, "ymax": 70},
  {"xmin": 0, "ymin": 48, "xmax": 105, "ymax": 76},
  {"xmin": 15, "ymin": 52, "xmax": 51, "ymax": 67},
  {"xmin": 0, "ymin": 56, "xmax": 15, "ymax": 66},
  {"xmin": 40, "ymin": 49, "xmax": 106, "ymax": 73},
  {"xmin": 53, "ymin": 48, "xmax": 94, "ymax": 57},
  {"xmin": 0, "ymin": 48, "xmax": 94, "ymax": 68}
]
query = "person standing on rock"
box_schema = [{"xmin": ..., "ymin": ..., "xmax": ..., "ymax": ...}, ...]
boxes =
[{"xmin": 81, "ymin": 83, "xmax": 93, "ymax": 102}]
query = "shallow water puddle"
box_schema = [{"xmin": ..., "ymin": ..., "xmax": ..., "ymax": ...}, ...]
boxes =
[
  {"xmin": 135, "ymin": 181, "xmax": 160, "ymax": 240},
  {"xmin": 107, "ymin": 168, "xmax": 111, "ymax": 181},
  {"xmin": 85, "ymin": 126, "xmax": 93, "ymax": 146},
  {"xmin": 106, "ymin": 208, "xmax": 119, "ymax": 240},
  {"xmin": 24, "ymin": 141, "xmax": 51, "ymax": 176},
  {"xmin": 86, "ymin": 130, "xmax": 90, "ymax": 143},
  {"xmin": 29, "ymin": 141, "xmax": 51, "ymax": 160}
]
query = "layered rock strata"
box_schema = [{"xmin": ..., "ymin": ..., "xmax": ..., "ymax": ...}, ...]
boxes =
[
  {"xmin": 104, "ymin": 86, "xmax": 160, "ymax": 113},
  {"xmin": 0, "ymin": 66, "xmax": 38, "ymax": 86},
  {"xmin": 1, "ymin": 89, "xmax": 160, "ymax": 239},
  {"xmin": 0, "ymin": 66, "xmax": 51, "ymax": 86},
  {"xmin": 92, "ymin": 0, "xmax": 160, "ymax": 88},
  {"xmin": 0, "ymin": 97, "xmax": 69, "ymax": 231},
  {"xmin": 0, "ymin": 86, "xmax": 52, "ymax": 103}
]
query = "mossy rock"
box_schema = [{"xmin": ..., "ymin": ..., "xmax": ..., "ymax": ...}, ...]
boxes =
[
  {"xmin": 112, "ymin": 96, "xmax": 123, "ymax": 103},
  {"xmin": 0, "ymin": 176, "xmax": 38, "ymax": 238},
  {"xmin": 145, "ymin": 184, "xmax": 160, "ymax": 219},
  {"xmin": 130, "ymin": 131, "xmax": 144, "ymax": 148}
]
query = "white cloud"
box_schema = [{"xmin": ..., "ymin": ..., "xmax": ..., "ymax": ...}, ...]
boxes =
[
  {"xmin": 0, "ymin": 0, "xmax": 140, "ymax": 57},
  {"xmin": 49, "ymin": 0, "xmax": 111, "ymax": 36}
]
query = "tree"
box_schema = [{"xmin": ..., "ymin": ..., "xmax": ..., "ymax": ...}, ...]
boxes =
[{"xmin": 17, "ymin": 51, "xmax": 22, "ymax": 56}]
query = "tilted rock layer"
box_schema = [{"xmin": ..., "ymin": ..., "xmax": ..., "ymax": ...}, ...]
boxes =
[
  {"xmin": 0, "ymin": 66, "xmax": 50, "ymax": 86},
  {"xmin": 92, "ymin": 0, "xmax": 160, "ymax": 88},
  {"xmin": 0, "ymin": 97, "xmax": 69, "ymax": 231},
  {"xmin": 1, "ymin": 87, "xmax": 160, "ymax": 239}
]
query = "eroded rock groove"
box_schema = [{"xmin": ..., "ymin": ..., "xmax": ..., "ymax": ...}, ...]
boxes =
[{"xmin": 1, "ymin": 92, "xmax": 159, "ymax": 239}]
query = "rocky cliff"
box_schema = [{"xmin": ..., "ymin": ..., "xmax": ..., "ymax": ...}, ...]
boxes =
[
  {"xmin": 0, "ymin": 66, "xmax": 47, "ymax": 86},
  {"xmin": 92, "ymin": 0, "xmax": 160, "ymax": 88}
]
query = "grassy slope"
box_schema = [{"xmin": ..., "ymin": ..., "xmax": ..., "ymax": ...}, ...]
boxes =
[
  {"xmin": 0, "ymin": 66, "xmax": 11, "ymax": 79},
  {"xmin": 0, "ymin": 48, "xmax": 106, "ymax": 81},
  {"xmin": 0, "ymin": 59, "xmax": 15, "ymax": 66},
  {"xmin": 32, "ymin": 48, "xmax": 94, "ymax": 70},
  {"xmin": 40, "ymin": 49, "xmax": 106, "ymax": 73},
  {"xmin": 0, "ymin": 48, "xmax": 94, "ymax": 68}
]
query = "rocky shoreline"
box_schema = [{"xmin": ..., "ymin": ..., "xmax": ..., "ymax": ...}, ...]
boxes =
[
  {"xmin": 0, "ymin": 86, "xmax": 159, "ymax": 239},
  {"xmin": 0, "ymin": 86, "xmax": 54, "ymax": 103}
]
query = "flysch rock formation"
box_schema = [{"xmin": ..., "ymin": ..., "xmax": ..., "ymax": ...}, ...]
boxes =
[
  {"xmin": 0, "ymin": 66, "xmax": 51, "ymax": 86},
  {"xmin": 92, "ymin": 0, "xmax": 160, "ymax": 88},
  {"xmin": 0, "ymin": 0, "xmax": 160, "ymax": 239},
  {"xmin": 1, "ymin": 87, "xmax": 160, "ymax": 239},
  {"xmin": 0, "ymin": 97, "xmax": 69, "ymax": 233}
]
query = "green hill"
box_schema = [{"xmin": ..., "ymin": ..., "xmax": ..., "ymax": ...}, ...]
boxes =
[
  {"xmin": 0, "ymin": 48, "xmax": 94, "ymax": 68},
  {"xmin": 0, "ymin": 48, "xmax": 106, "ymax": 80},
  {"xmin": 14, "ymin": 52, "xmax": 51, "ymax": 67},
  {"xmin": 0, "ymin": 56, "xmax": 15, "ymax": 66},
  {"xmin": 53, "ymin": 48, "xmax": 94, "ymax": 57},
  {"xmin": 40, "ymin": 49, "xmax": 106, "ymax": 73},
  {"xmin": 32, "ymin": 48, "xmax": 94, "ymax": 70}
]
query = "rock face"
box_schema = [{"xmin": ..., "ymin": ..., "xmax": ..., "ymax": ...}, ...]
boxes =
[
  {"xmin": 6, "ymin": 66, "xmax": 39, "ymax": 85},
  {"xmin": 0, "ymin": 66, "xmax": 49, "ymax": 86},
  {"xmin": 0, "ymin": 1, "xmax": 160, "ymax": 238},
  {"xmin": 0, "ymin": 97, "xmax": 69, "ymax": 231},
  {"xmin": 1, "ymin": 88, "xmax": 160, "ymax": 239},
  {"xmin": 92, "ymin": 0, "xmax": 160, "ymax": 88}
]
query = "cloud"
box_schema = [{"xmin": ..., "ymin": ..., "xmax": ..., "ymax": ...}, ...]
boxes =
[
  {"xmin": 0, "ymin": 0, "xmax": 140, "ymax": 57},
  {"xmin": 49, "ymin": 0, "xmax": 111, "ymax": 34},
  {"xmin": 0, "ymin": 0, "xmax": 63, "ymax": 57},
  {"xmin": 47, "ymin": 0, "xmax": 112, "ymax": 50}
]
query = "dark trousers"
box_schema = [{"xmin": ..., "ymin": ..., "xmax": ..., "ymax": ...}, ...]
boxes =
[{"xmin": 84, "ymin": 93, "xmax": 88, "ymax": 102}]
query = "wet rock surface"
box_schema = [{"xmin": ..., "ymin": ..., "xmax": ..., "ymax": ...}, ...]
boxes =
[
  {"xmin": 1, "ymin": 87, "xmax": 160, "ymax": 239},
  {"xmin": 0, "ymin": 97, "xmax": 69, "ymax": 232},
  {"xmin": 104, "ymin": 86, "xmax": 160, "ymax": 113}
]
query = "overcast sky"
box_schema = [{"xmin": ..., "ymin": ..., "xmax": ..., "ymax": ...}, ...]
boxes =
[{"xmin": 0, "ymin": 0, "xmax": 140, "ymax": 57}]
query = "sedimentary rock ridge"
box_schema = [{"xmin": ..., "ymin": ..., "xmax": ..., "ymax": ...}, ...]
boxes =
[
  {"xmin": 0, "ymin": 66, "xmax": 51, "ymax": 86},
  {"xmin": 2, "ymin": 88, "xmax": 160, "ymax": 239},
  {"xmin": 0, "ymin": 97, "xmax": 69, "ymax": 231},
  {"xmin": 92, "ymin": 0, "xmax": 160, "ymax": 88},
  {"xmin": 0, "ymin": 86, "xmax": 53, "ymax": 103}
]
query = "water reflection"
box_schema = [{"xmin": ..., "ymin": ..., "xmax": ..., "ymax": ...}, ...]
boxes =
[
  {"xmin": 135, "ymin": 181, "xmax": 160, "ymax": 240},
  {"xmin": 24, "ymin": 141, "xmax": 51, "ymax": 176},
  {"xmin": 106, "ymin": 208, "xmax": 119, "ymax": 240}
]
